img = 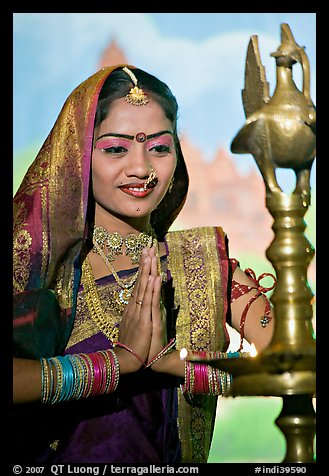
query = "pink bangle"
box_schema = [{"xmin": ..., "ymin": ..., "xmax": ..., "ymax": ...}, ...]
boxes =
[
  {"xmin": 113, "ymin": 342, "xmax": 145, "ymax": 367},
  {"xmin": 193, "ymin": 363, "xmax": 208, "ymax": 393},
  {"xmin": 88, "ymin": 351, "xmax": 106, "ymax": 396}
]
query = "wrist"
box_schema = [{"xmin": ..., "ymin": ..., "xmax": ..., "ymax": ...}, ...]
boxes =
[
  {"xmin": 151, "ymin": 349, "xmax": 185, "ymax": 377},
  {"xmin": 113, "ymin": 346, "xmax": 144, "ymax": 374},
  {"xmin": 145, "ymin": 338, "xmax": 176, "ymax": 369}
]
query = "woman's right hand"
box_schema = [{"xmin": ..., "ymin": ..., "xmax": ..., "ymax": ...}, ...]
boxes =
[{"xmin": 114, "ymin": 248, "xmax": 155, "ymax": 373}]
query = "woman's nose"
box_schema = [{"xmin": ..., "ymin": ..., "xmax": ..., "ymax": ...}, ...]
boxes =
[{"xmin": 125, "ymin": 144, "xmax": 151, "ymax": 178}]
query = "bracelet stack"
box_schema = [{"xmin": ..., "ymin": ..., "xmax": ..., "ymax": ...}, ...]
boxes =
[
  {"xmin": 180, "ymin": 349, "xmax": 242, "ymax": 397},
  {"xmin": 40, "ymin": 349, "xmax": 120, "ymax": 404},
  {"xmin": 40, "ymin": 342, "xmax": 238, "ymax": 403},
  {"xmin": 181, "ymin": 361, "xmax": 232, "ymax": 396}
]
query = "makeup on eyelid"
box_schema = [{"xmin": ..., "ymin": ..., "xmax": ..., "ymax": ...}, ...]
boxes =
[
  {"xmin": 94, "ymin": 138, "xmax": 130, "ymax": 150},
  {"xmin": 147, "ymin": 135, "xmax": 173, "ymax": 150},
  {"xmin": 94, "ymin": 134, "xmax": 173, "ymax": 152}
]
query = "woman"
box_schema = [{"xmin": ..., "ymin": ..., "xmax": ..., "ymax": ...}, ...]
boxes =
[{"xmin": 13, "ymin": 65, "xmax": 275, "ymax": 463}]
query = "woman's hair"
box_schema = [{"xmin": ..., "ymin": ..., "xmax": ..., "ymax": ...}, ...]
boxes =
[{"xmin": 95, "ymin": 67, "xmax": 180, "ymax": 150}]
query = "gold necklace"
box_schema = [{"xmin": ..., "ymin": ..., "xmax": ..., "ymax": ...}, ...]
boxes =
[
  {"xmin": 92, "ymin": 225, "xmax": 157, "ymax": 264},
  {"xmin": 93, "ymin": 240, "xmax": 139, "ymax": 311},
  {"xmin": 81, "ymin": 257, "xmax": 120, "ymax": 341},
  {"xmin": 81, "ymin": 248, "xmax": 165, "ymax": 340},
  {"xmin": 92, "ymin": 225, "xmax": 160, "ymax": 311}
]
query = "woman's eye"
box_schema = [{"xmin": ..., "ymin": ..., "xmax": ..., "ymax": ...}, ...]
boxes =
[
  {"xmin": 150, "ymin": 144, "xmax": 171, "ymax": 155},
  {"xmin": 102, "ymin": 146, "xmax": 128, "ymax": 155}
]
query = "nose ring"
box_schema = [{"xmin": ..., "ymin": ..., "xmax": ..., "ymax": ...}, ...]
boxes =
[{"xmin": 143, "ymin": 169, "xmax": 157, "ymax": 191}]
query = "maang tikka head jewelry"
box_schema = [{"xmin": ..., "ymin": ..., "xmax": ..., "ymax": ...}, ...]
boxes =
[{"xmin": 122, "ymin": 67, "xmax": 149, "ymax": 106}]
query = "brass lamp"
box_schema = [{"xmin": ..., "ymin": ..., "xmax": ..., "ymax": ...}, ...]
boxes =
[{"xmin": 196, "ymin": 23, "xmax": 316, "ymax": 463}]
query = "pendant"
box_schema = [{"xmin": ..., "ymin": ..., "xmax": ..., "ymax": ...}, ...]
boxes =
[
  {"xmin": 114, "ymin": 288, "xmax": 132, "ymax": 312},
  {"xmin": 119, "ymin": 288, "xmax": 132, "ymax": 305}
]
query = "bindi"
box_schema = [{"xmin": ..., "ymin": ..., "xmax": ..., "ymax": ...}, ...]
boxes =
[{"xmin": 136, "ymin": 132, "xmax": 147, "ymax": 143}]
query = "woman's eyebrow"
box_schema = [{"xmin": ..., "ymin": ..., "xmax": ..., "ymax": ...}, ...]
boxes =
[
  {"xmin": 95, "ymin": 130, "xmax": 173, "ymax": 142},
  {"xmin": 95, "ymin": 132, "xmax": 134, "ymax": 141},
  {"xmin": 146, "ymin": 130, "xmax": 173, "ymax": 140}
]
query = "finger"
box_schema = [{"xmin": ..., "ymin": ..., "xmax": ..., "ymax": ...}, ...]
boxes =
[
  {"xmin": 124, "ymin": 251, "xmax": 150, "ymax": 314},
  {"xmin": 146, "ymin": 245, "xmax": 158, "ymax": 278},
  {"xmin": 139, "ymin": 275, "xmax": 155, "ymax": 317},
  {"xmin": 152, "ymin": 275, "xmax": 162, "ymax": 308},
  {"xmin": 134, "ymin": 255, "xmax": 151, "ymax": 307},
  {"xmin": 150, "ymin": 253, "xmax": 159, "ymax": 277},
  {"xmin": 151, "ymin": 276, "xmax": 164, "ymax": 324},
  {"xmin": 148, "ymin": 276, "xmax": 167, "ymax": 358}
]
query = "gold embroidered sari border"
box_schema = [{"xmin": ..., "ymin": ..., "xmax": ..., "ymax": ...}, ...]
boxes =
[{"xmin": 165, "ymin": 226, "xmax": 229, "ymax": 462}]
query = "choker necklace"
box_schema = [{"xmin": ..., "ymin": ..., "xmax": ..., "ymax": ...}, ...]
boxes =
[{"xmin": 92, "ymin": 225, "xmax": 157, "ymax": 264}]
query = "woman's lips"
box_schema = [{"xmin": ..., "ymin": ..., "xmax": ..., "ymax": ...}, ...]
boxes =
[{"xmin": 119, "ymin": 183, "xmax": 155, "ymax": 198}]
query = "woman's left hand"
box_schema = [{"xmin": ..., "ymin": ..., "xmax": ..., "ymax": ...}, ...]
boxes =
[{"xmin": 146, "ymin": 247, "xmax": 168, "ymax": 365}]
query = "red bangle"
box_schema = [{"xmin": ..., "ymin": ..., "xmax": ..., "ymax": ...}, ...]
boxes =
[
  {"xmin": 145, "ymin": 338, "xmax": 176, "ymax": 368},
  {"xmin": 113, "ymin": 342, "xmax": 145, "ymax": 367}
]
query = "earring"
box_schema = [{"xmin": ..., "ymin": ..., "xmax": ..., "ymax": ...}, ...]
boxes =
[{"xmin": 168, "ymin": 176, "xmax": 174, "ymax": 194}]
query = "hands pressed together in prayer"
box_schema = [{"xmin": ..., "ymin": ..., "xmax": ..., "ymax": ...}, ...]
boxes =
[
  {"xmin": 115, "ymin": 243, "xmax": 275, "ymax": 377},
  {"xmin": 114, "ymin": 246, "xmax": 174, "ymax": 375}
]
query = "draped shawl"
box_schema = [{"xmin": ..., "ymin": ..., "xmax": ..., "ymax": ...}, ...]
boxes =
[{"xmin": 13, "ymin": 64, "xmax": 189, "ymax": 357}]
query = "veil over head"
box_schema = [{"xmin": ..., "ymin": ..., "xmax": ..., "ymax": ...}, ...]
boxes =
[{"xmin": 13, "ymin": 65, "xmax": 189, "ymax": 356}]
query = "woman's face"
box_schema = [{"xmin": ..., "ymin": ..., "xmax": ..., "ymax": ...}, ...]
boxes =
[{"xmin": 92, "ymin": 97, "xmax": 177, "ymax": 224}]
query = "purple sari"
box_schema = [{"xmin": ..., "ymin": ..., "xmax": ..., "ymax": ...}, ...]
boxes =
[{"xmin": 38, "ymin": 260, "xmax": 182, "ymax": 464}]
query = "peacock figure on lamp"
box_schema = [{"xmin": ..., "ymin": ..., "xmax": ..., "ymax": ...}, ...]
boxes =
[{"xmin": 231, "ymin": 23, "xmax": 316, "ymax": 197}]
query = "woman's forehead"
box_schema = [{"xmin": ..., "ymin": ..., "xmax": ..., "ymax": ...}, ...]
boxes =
[{"xmin": 103, "ymin": 96, "xmax": 169, "ymax": 120}]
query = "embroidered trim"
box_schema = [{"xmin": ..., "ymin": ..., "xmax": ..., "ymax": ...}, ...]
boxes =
[
  {"xmin": 13, "ymin": 201, "xmax": 32, "ymax": 293},
  {"xmin": 166, "ymin": 226, "xmax": 229, "ymax": 463}
]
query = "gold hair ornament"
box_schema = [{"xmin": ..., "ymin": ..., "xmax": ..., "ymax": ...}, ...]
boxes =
[{"xmin": 122, "ymin": 67, "xmax": 149, "ymax": 106}]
